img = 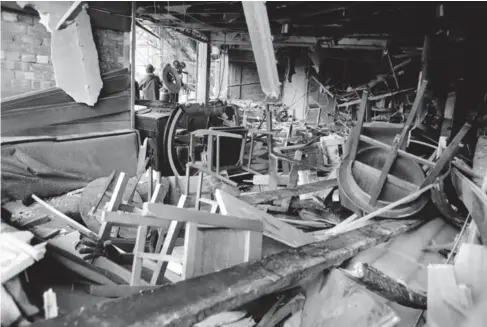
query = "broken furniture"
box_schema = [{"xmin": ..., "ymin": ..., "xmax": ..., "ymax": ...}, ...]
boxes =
[
  {"xmin": 32, "ymin": 219, "xmax": 422, "ymax": 327},
  {"xmin": 339, "ymin": 84, "xmax": 472, "ymax": 218},
  {"xmin": 185, "ymin": 127, "xmax": 253, "ymax": 189}
]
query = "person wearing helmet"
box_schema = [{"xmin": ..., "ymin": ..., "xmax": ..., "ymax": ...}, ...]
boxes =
[{"xmin": 138, "ymin": 64, "xmax": 162, "ymax": 100}]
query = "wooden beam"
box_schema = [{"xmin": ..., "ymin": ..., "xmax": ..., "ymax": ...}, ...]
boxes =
[
  {"xmin": 340, "ymin": 262, "xmax": 427, "ymax": 309},
  {"xmin": 31, "ymin": 219, "xmax": 422, "ymax": 327},
  {"xmin": 239, "ymin": 179, "xmax": 338, "ymax": 205}
]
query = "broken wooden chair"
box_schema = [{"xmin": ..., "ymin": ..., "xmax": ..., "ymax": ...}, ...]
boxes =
[{"xmin": 342, "ymin": 81, "xmax": 472, "ymax": 218}]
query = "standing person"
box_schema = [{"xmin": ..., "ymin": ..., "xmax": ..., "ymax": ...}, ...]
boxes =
[{"xmin": 138, "ymin": 64, "xmax": 162, "ymax": 100}]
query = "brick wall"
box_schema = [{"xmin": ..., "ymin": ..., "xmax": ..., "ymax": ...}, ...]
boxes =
[{"xmin": 1, "ymin": 9, "xmax": 128, "ymax": 99}]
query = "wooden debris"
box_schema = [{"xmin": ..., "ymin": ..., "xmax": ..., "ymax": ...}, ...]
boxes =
[
  {"xmin": 331, "ymin": 183, "xmax": 436, "ymax": 235},
  {"xmin": 34, "ymin": 219, "xmax": 421, "ymax": 327},
  {"xmin": 368, "ymin": 81, "xmax": 427, "ymax": 205},
  {"xmin": 239, "ymin": 179, "xmax": 338, "ymax": 205},
  {"xmin": 216, "ymin": 189, "xmax": 317, "ymax": 247},
  {"xmin": 138, "ymin": 203, "xmax": 263, "ymax": 232},
  {"xmin": 340, "ymin": 262, "xmax": 427, "ymax": 309},
  {"xmin": 1, "ymin": 230, "xmax": 46, "ymax": 283},
  {"xmin": 32, "ymin": 194, "xmax": 99, "ymax": 240}
]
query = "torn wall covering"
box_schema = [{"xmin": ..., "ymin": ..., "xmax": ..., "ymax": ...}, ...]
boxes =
[{"xmin": 16, "ymin": 1, "xmax": 103, "ymax": 106}]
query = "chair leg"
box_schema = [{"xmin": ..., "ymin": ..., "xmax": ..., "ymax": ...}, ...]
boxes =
[
  {"xmin": 195, "ymin": 171, "xmax": 203, "ymax": 210},
  {"xmin": 149, "ymin": 195, "xmax": 187, "ymax": 285},
  {"xmin": 130, "ymin": 226, "xmax": 148, "ymax": 286}
]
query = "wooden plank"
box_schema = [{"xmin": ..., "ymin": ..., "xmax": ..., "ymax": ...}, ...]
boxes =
[
  {"xmin": 340, "ymin": 262, "xmax": 427, "ymax": 309},
  {"xmin": 421, "ymin": 121, "xmax": 471, "ymax": 187},
  {"xmin": 130, "ymin": 226, "xmax": 148, "ymax": 286},
  {"xmin": 216, "ymin": 189, "xmax": 318, "ymax": 248},
  {"xmin": 239, "ymin": 179, "xmax": 338, "ymax": 205},
  {"xmin": 31, "ymin": 194, "xmax": 98, "ymax": 240},
  {"xmin": 32, "ymin": 219, "xmax": 421, "ymax": 327},
  {"xmin": 142, "ymin": 203, "xmax": 263, "ymax": 232},
  {"xmin": 348, "ymin": 90, "xmax": 369, "ymax": 162},
  {"xmin": 451, "ymin": 169, "xmax": 487, "ymax": 245}
]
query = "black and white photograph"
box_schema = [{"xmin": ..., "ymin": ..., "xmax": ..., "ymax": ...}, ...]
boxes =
[{"xmin": 0, "ymin": 1, "xmax": 486, "ymax": 326}]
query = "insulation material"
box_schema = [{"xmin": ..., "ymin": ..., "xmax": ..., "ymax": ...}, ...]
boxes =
[
  {"xmin": 242, "ymin": 1, "xmax": 280, "ymax": 100},
  {"xmin": 17, "ymin": 2, "xmax": 103, "ymax": 106},
  {"xmin": 1, "ymin": 131, "xmax": 139, "ymax": 203}
]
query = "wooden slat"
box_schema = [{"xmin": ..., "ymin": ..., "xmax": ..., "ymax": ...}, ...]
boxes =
[
  {"xmin": 150, "ymin": 195, "xmax": 187, "ymax": 285},
  {"xmin": 31, "ymin": 195, "xmax": 98, "ymax": 240},
  {"xmin": 421, "ymin": 122, "xmax": 471, "ymax": 187},
  {"xmin": 141, "ymin": 203, "xmax": 263, "ymax": 232},
  {"xmin": 216, "ymin": 190, "xmax": 317, "ymax": 248},
  {"xmin": 99, "ymin": 172, "xmax": 129, "ymax": 240},
  {"xmin": 239, "ymin": 179, "xmax": 338, "ymax": 205},
  {"xmin": 348, "ymin": 90, "xmax": 369, "ymax": 162},
  {"xmin": 33, "ymin": 219, "xmax": 421, "ymax": 327}
]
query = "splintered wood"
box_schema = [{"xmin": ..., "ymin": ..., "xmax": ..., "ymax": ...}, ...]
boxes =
[
  {"xmin": 216, "ymin": 189, "xmax": 317, "ymax": 248},
  {"xmin": 33, "ymin": 219, "xmax": 421, "ymax": 327}
]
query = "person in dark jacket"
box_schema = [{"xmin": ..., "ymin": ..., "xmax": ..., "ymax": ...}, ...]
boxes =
[{"xmin": 138, "ymin": 64, "xmax": 162, "ymax": 100}]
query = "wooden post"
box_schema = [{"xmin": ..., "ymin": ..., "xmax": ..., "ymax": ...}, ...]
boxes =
[{"xmin": 129, "ymin": 1, "xmax": 136, "ymax": 129}]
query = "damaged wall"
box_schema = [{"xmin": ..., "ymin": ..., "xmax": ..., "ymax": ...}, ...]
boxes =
[{"xmin": 0, "ymin": 8, "xmax": 128, "ymax": 99}]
